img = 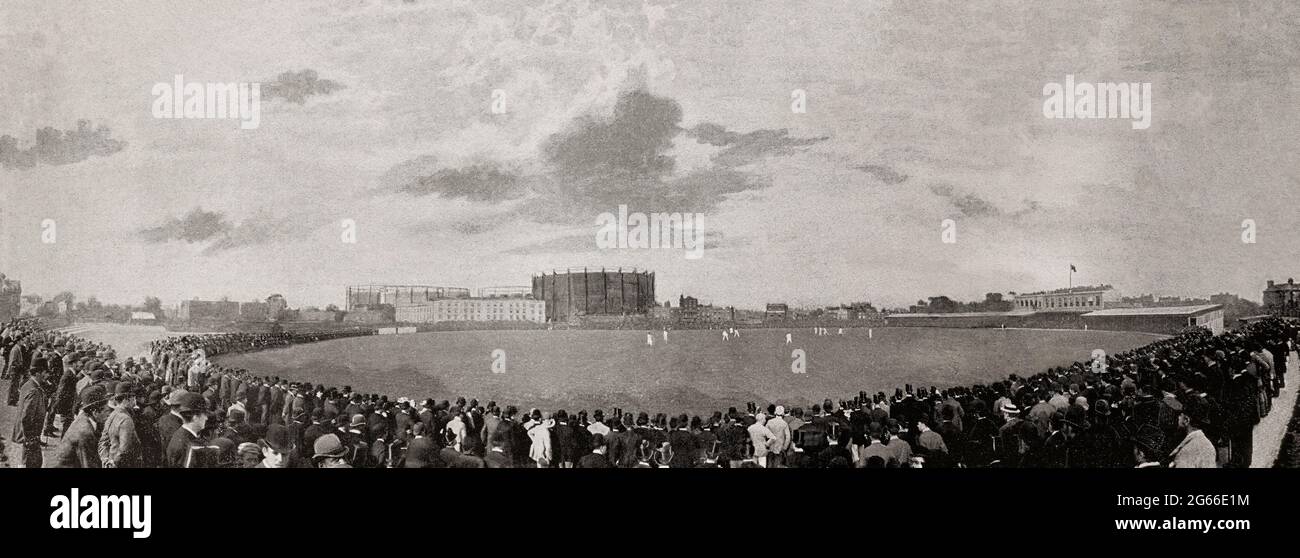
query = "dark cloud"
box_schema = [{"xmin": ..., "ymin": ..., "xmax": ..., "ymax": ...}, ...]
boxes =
[
  {"xmin": 264, "ymin": 69, "xmax": 345, "ymax": 104},
  {"xmin": 929, "ymin": 184, "xmax": 1000, "ymax": 218},
  {"xmin": 139, "ymin": 208, "xmax": 230, "ymax": 244},
  {"xmin": 687, "ymin": 123, "xmax": 828, "ymax": 167},
  {"xmin": 139, "ymin": 208, "xmax": 308, "ymax": 254},
  {"xmin": 0, "ymin": 120, "xmax": 126, "ymax": 170},
  {"xmin": 385, "ymin": 88, "xmax": 821, "ymax": 237},
  {"xmin": 543, "ymin": 89, "xmax": 682, "ymax": 180},
  {"xmin": 384, "ymin": 160, "xmax": 527, "ymax": 202},
  {"xmin": 853, "ymin": 164, "xmax": 909, "ymax": 185}
]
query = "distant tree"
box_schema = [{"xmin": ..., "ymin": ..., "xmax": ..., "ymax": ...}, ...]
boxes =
[
  {"xmin": 142, "ymin": 296, "xmax": 163, "ymax": 313},
  {"xmin": 325, "ymin": 304, "xmax": 339, "ymax": 312},
  {"xmin": 926, "ymin": 296, "xmax": 959, "ymax": 313}
]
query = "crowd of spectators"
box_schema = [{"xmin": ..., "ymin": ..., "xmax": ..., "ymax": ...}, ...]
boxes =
[{"xmin": 2, "ymin": 315, "xmax": 1294, "ymax": 469}]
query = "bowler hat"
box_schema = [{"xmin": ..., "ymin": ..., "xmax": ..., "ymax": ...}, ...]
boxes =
[
  {"xmin": 176, "ymin": 392, "xmax": 209, "ymax": 413},
  {"xmin": 259, "ymin": 424, "xmax": 293, "ymax": 453},
  {"xmin": 1093, "ymin": 399, "xmax": 1112, "ymax": 416},
  {"xmin": 349, "ymin": 414, "xmax": 366, "ymax": 428},
  {"xmin": 313, "ymin": 434, "xmax": 348, "ymax": 459},
  {"xmin": 78, "ymin": 385, "xmax": 111, "ymax": 410},
  {"xmin": 164, "ymin": 388, "xmax": 189, "ymax": 406}
]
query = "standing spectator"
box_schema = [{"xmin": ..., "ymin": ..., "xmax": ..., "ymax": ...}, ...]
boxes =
[
  {"xmin": 551, "ymin": 410, "xmax": 577, "ymax": 468},
  {"xmin": 858, "ymin": 423, "xmax": 893, "ymax": 467},
  {"xmin": 256, "ymin": 424, "xmax": 292, "ymax": 468},
  {"xmin": 587, "ymin": 409, "xmax": 610, "ymax": 437},
  {"xmin": 164, "ymin": 393, "xmax": 209, "ymax": 468},
  {"xmin": 667, "ymin": 414, "xmax": 699, "ymax": 468},
  {"xmin": 766, "ymin": 406, "xmax": 791, "ymax": 467},
  {"xmin": 607, "ymin": 414, "xmax": 641, "ymax": 468},
  {"xmin": 747, "ymin": 413, "xmax": 776, "ymax": 467},
  {"xmin": 914, "ymin": 419, "xmax": 948, "ymax": 459},
  {"xmin": 9, "ymin": 364, "xmax": 51, "ymax": 467},
  {"xmin": 5, "ymin": 336, "xmax": 28, "ymax": 407},
  {"xmin": 577, "ymin": 434, "xmax": 611, "ymax": 468},
  {"xmin": 1168, "ymin": 399, "xmax": 1217, "ymax": 469},
  {"xmin": 1223, "ymin": 360, "xmax": 1261, "ymax": 468},
  {"xmin": 49, "ymin": 386, "xmax": 112, "ymax": 468},
  {"xmin": 404, "ymin": 423, "xmax": 435, "ymax": 468},
  {"xmin": 311, "ymin": 434, "xmax": 351, "ymax": 468},
  {"xmin": 483, "ymin": 432, "xmax": 512, "ymax": 468},
  {"xmin": 99, "ymin": 383, "xmax": 141, "ymax": 468},
  {"xmin": 527, "ymin": 411, "xmax": 554, "ymax": 468}
]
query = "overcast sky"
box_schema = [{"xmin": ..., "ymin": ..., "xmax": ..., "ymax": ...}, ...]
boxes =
[{"xmin": 2, "ymin": 0, "xmax": 1298, "ymax": 310}]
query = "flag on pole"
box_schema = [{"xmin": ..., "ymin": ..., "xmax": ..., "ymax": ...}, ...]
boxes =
[{"xmin": 1070, "ymin": 264, "xmax": 1077, "ymax": 272}]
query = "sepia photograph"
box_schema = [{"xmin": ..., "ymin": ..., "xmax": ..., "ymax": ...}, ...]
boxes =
[{"xmin": 2, "ymin": 0, "xmax": 1298, "ymax": 543}]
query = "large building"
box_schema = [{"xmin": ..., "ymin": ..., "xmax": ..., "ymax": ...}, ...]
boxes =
[
  {"xmin": 345, "ymin": 285, "xmax": 471, "ymax": 311},
  {"xmin": 679, "ymin": 295, "xmax": 701, "ymax": 324},
  {"xmin": 20, "ymin": 295, "xmax": 43, "ymax": 317},
  {"xmin": 240, "ymin": 301, "xmax": 270, "ymax": 321},
  {"xmin": 1263, "ymin": 278, "xmax": 1300, "ymax": 316},
  {"xmin": 1012, "ymin": 285, "xmax": 1116, "ymax": 311},
  {"xmin": 396, "ymin": 298, "xmax": 545, "ymax": 324},
  {"xmin": 477, "ymin": 286, "xmax": 533, "ymax": 298},
  {"xmin": 1081, "ymin": 304, "xmax": 1224, "ymax": 335},
  {"xmin": 178, "ymin": 299, "xmax": 241, "ymax": 322},
  {"xmin": 765, "ymin": 303, "xmax": 789, "ymax": 321},
  {"xmin": 531, "ymin": 268, "xmax": 655, "ymax": 323},
  {"xmin": 0, "ymin": 274, "xmax": 20, "ymax": 322}
]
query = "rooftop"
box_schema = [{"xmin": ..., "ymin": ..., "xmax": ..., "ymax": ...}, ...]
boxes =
[
  {"xmin": 889, "ymin": 310, "xmax": 1036, "ymax": 319},
  {"xmin": 1017, "ymin": 284, "xmax": 1113, "ymax": 296},
  {"xmin": 1082, "ymin": 304, "xmax": 1222, "ymax": 317}
]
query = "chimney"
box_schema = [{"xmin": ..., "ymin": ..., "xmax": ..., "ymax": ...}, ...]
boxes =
[{"xmin": 1268, "ymin": 280, "xmax": 1275, "ymax": 288}]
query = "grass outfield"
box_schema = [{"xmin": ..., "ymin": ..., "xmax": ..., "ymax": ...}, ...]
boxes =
[{"xmin": 213, "ymin": 327, "xmax": 1163, "ymax": 415}]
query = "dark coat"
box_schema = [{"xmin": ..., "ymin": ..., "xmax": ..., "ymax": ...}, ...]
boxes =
[
  {"xmin": 165, "ymin": 426, "xmax": 203, "ymax": 468},
  {"xmin": 405, "ymin": 436, "xmax": 437, "ymax": 468},
  {"xmin": 1225, "ymin": 372, "xmax": 1262, "ymax": 428},
  {"xmin": 606, "ymin": 429, "xmax": 642, "ymax": 468},
  {"xmin": 667, "ymin": 429, "xmax": 699, "ymax": 468},
  {"xmin": 716, "ymin": 422, "xmax": 747, "ymax": 461},
  {"xmin": 394, "ymin": 411, "xmax": 414, "ymax": 441},
  {"xmin": 551, "ymin": 423, "xmax": 578, "ymax": 464},
  {"xmin": 6, "ymin": 343, "xmax": 28, "ymax": 406},
  {"xmin": 50, "ymin": 412, "xmax": 102, "ymax": 468},
  {"xmin": 577, "ymin": 452, "xmax": 612, "ymax": 468},
  {"xmin": 156, "ymin": 411, "xmax": 183, "ymax": 455},
  {"xmin": 136, "ymin": 405, "xmax": 163, "ymax": 468},
  {"xmin": 53, "ymin": 370, "xmax": 79, "ymax": 415},
  {"xmin": 509, "ymin": 420, "xmax": 531, "ymax": 467},
  {"xmin": 302, "ymin": 423, "xmax": 326, "ymax": 459},
  {"xmin": 219, "ymin": 374, "xmax": 233, "ymax": 405},
  {"xmin": 12, "ymin": 376, "xmax": 47, "ymax": 443}
]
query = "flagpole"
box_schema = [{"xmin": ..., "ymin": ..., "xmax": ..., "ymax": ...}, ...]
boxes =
[{"xmin": 1069, "ymin": 265, "xmax": 1073, "ymax": 289}]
